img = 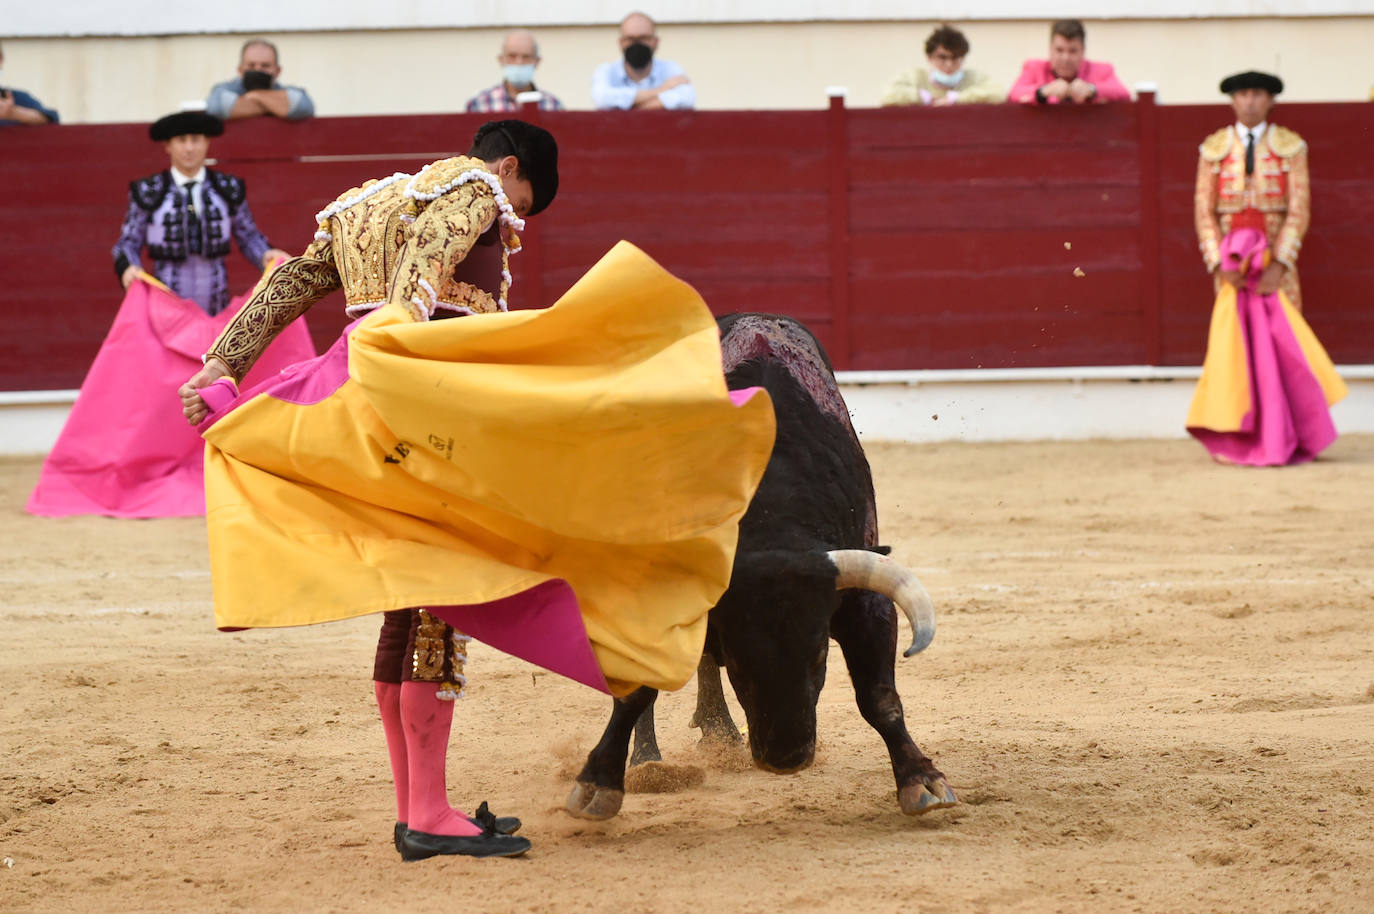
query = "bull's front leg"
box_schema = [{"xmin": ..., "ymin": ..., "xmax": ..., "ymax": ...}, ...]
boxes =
[
  {"xmin": 565, "ymin": 687, "xmax": 658, "ymax": 820},
  {"xmin": 831, "ymin": 592, "xmax": 957, "ymax": 815},
  {"xmin": 630, "ymin": 702, "xmax": 663, "ymax": 766},
  {"xmin": 688, "ymin": 652, "xmax": 743, "ymax": 748}
]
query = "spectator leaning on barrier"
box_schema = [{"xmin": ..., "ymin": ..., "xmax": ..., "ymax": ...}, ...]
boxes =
[
  {"xmin": 0, "ymin": 40, "xmax": 59, "ymax": 125},
  {"xmin": 206, "ymin": 39, "xmax": 315, "ymax": 121},
  {"xmin": 881, "ymin": 24, "xmax": 1003, "ymax": 107},
  {"xmin": 591, "ymin": 11, "xmax": 695, "ymax": 110},
  {"xmin": 467, "ymin": 30, "xmax": 565, "ymax": 112},
  {"xmin": 1009, "ymin": 19, "xmax": 1129, "ymax": 105},
  {"xmin": 113, "ymin": 109, "xmax": 289, "ymax": 316}
]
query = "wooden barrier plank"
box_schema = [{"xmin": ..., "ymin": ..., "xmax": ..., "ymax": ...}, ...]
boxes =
[{"xmin": 3, "ymin": 104, "xmax": 1371, "ymax": 391}]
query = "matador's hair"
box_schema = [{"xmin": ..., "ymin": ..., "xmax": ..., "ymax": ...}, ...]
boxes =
[{"xmin": 469, "ymin": 120, "xmax": 559, "ymax": 217}]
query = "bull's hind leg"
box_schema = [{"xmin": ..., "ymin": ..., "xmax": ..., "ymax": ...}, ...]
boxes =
[
  {"xmin": 565, "ymin": 687, "xmax": 657, "ymax": 820},
  {"xmin": 831, "ymin": 591, "xmax": 957, "ymax": 815},
  {"xmin": 688, "ymin": 650, "xmax": 743, "ymax": 748}
]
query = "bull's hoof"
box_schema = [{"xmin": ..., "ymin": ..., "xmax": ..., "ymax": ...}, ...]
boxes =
[
  {"xmin": 696, "ymin": 721, "xmax": 744, "ymax": 750},
  {"xmin": 564, "ymin": 781, "xmax": 625, "ymax": 820},
  {"xmin": 898, "ymin": 778, "xmax": 959, "ymax": 816}
]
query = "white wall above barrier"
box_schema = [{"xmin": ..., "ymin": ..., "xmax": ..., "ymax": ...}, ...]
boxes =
[{"xmin": 8, "ymin": 0, "xmax": 1368, "ymax": 37}]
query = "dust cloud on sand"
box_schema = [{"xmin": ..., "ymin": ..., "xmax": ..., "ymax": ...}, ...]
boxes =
[{"xmin": 2, "ymin": 436, "xmax": 1371, "ymax": 912}]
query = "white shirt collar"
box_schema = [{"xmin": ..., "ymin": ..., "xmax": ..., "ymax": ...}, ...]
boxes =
[
  {"xmin": 170, "ymin": 166, "xmax": 207, "ymax": 186},
  {"xmin": 1235, "ymin": 121, "xmax": 1267, "ymax": 143}
]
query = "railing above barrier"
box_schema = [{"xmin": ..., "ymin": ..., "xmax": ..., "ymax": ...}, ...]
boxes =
[{"xmin": 3, "ymin": 96, "xmax": 1371, "ymax": 390}]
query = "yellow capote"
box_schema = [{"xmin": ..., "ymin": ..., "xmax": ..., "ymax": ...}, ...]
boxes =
[
  {"xmin": 1186, "ymin": 284, "xmax": 1346, "ymax": 431},
  {"xmin": 202, "ymin": 242, "xmax": 776, "ymax": 696}
]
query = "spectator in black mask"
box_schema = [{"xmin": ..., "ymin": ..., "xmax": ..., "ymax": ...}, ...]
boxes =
[
  {"xmin": 591, "ymin": 11, "xmax": 694, "ymax": 110},
  {"xmin": 205, "ymin": 39, "xmax": 315, "ymax": 121}
]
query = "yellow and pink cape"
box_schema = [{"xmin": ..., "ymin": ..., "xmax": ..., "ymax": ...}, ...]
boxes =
[{"xmin": 200, "ymin": 242, "xmax": 776, "ymax": 696}]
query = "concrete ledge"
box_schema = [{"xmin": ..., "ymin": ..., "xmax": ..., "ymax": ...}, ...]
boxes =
[
  {"xmin": 4, "ymin": 367, "xmax": 1373, "ymax": 453},
  {"xmin": 836, "ymin": 365, "xmax": 1374, "ymax": 443}
]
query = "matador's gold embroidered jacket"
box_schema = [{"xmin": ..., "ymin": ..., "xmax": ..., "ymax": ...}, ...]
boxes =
[
  {"xmin": 205, "ymin": 156, "xmax": 516, "ymax": 381},
  {"xmin": 1194, "ymin": 124, "xmax": 1310, "ymax": 306}
]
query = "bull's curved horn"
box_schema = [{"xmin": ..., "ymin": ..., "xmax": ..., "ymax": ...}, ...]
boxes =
[{"xmin": 827, "ymin": 550, "xmax": 935, "ymax": 657}]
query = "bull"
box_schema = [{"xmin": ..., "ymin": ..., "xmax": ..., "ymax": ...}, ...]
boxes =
[{"xmin": 565, "ymin": 313, "xmax": 957, "ymax": 820}]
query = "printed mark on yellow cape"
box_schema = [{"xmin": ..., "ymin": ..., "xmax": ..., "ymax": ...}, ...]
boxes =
[
  {"xmin": 382, "ymin": 441, "xmax": 413, "ymax": 464},
  {"xmin": 381, "ymin": 435, "xmax": 455, "ymax": 465}
]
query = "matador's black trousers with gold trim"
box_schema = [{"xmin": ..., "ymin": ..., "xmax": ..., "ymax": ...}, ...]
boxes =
[{"xmin": 373, "ymin": 609, "xmax": 470, "ymax": 699}]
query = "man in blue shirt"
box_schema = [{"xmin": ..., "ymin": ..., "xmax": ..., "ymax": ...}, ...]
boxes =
[
  {"xmin": 0, "ymin": 41, "xmax": 59, "ymax": 125},
  {"xmin": 591, "ymin": 11, "xmax": 695, "ymax": 110},
  {"xmin": 205, "ymin": 39, "xmax": 314, "ymax": 121}
]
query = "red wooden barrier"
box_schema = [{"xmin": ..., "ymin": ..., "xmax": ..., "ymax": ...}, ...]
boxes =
[{"xmin": 2, "ymin": 98, "xmax": 1370, "ymax": 391}]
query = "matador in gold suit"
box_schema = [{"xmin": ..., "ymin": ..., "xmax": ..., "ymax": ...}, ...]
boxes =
[
  {"xmin": 183, "ymin": 120, "xmax": 559, "ymax": 862},
  {"xmin": 1194, "ymin": 71, "xmax": 1310, "ymax": 308}
]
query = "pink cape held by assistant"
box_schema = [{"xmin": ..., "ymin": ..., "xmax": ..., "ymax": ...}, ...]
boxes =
[
  {"xmin": 195, "ymin": 242, "xmax": 776, "ymax": 698},
  {"xmin": 26, "ymin": 273, "xmax": 315, "ymax": 518},
  {"xmin": 1185, "ymin": 229, "xmax": 1346, "ymax": 466}
]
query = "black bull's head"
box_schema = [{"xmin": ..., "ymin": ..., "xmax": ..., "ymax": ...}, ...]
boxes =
[{"xmin": 710, "ymin": 548, "xmax": 935, "ymax": 773}]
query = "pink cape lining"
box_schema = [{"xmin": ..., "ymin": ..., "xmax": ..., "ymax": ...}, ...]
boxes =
[
  {"xmin": 1187, "ymin": 229, "xmax": 1338, "ymax": 466},
  {"xmin": 26, "ymin": 280, "xmax": 316, "ymax": 518},
  {"xmin": 197, "ymin": 316, "xmax": 764, "ymax": 693},
  {"xmin": 430, "ymin": 581, "xmax": 610, "ymax": 693}
]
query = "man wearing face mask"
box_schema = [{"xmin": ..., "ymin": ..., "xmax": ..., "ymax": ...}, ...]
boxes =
[
  {"xmin": 881, "ymin": 24, "xmax": 1003, "ymax": 107},
  {"xmin": 0, "ymin": 40, "xmax": 60, "ymax": 125},
  {"xmin": 467, "ymin": 30, "xmax": 565, "ymax": 112},
  {"xmin": 205, "ymin": 38, "xmax": 315, "ymax": 121},
  {"xmin": 1009, "ymin": 19, "xmax": 1129, "ymax": 105},
  {"xmin": 591, "ymin": 11, "xmax": 695, "ymax": 111}
]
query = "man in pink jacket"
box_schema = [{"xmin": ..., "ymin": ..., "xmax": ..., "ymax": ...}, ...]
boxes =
[{"xmin": 1009, "ymin": 19, "xmax": 1129, "ymax": 105}]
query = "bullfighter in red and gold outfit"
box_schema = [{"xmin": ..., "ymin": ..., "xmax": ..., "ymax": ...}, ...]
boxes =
[
  {"xmin": 1194, "ymin": 71, "xmax": 1310, "ymax": 309},
  {"xmin": 1186, "ymin": 72, "xmax": 1345, "ymax": 466}
]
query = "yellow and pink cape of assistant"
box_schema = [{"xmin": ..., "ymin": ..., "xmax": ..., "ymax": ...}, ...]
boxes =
[
  {"xmin": 1185, "ymin": 229, "xmax": 1346, "ymax": 466},
  {"xmin": 200, "ymin": 242, "xmax": 776, "ymax": 697}
]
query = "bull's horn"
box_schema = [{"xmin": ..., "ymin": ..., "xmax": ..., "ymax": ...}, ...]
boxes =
[{"xmin": 827, "ymin": 550, "xmax": 936, "ymax": 657}]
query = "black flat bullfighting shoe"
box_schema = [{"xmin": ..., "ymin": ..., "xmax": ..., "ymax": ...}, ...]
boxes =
[
  {"xmin": 399, "ymin": 828, "xmax": 531, "ymax": 861},
  {"xmin": 397, "ymin": 803, "xmax": 528, "ymax": 860},
  {"xmin": 394, "ymin": 804, "xmax": 522, "ymax": 852}
]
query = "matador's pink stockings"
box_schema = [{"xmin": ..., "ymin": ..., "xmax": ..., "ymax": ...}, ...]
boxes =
[
  {"xmin": 374, "ymin": 682, "xmax": 409, "ymax": 824},
  {"xmin": 397, "ymin": 680, "xmax": 481, "ymax": 837}
]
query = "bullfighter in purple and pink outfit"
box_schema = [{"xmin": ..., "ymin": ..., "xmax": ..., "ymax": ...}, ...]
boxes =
[{"xmin": 112, "ymin": 109, "xmax": 286, "ymax": 315}]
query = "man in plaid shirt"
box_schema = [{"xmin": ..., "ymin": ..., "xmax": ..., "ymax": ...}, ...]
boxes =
[{"xmin": 466, "ymin": 30, "xmax": 565, "ymax": 113}]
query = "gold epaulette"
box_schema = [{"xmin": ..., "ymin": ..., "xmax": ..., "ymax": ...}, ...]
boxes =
[
  {"xmin": 1198, "ymin": 127, "xmax": 1233, "ymax": 162},
  {"xmin": 1267, "ymin": 125, "xmax": 1306, "ymax": 158},
  {"xmin": 406, "ymin": 156, "xmax": 493, "ymax": 200}
]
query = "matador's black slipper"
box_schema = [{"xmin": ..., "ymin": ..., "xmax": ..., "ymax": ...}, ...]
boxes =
[
  {"xmin": 394, "ymin": 806, "xmax": 522, "ymax": 852},
  {"xmin": 399, "ymin": 827, "xmax": 531, "ymax": 861}
]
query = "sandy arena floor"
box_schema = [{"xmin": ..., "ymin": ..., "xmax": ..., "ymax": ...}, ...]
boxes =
[{"xmin": 2, "ymin": 436, "xmax": 1372, "ymax": 913}]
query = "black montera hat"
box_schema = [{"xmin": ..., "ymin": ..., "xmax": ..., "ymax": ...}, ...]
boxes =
[
  {"xmin": 469, "ymin": 120, "xmax": 559, "ymax": 217},
  {"xmin": 1219, "ymin": 71, "xmax": 1283, "ymax": 96},
  {"xmin": 149, "ymin": 110, "xmax": 225, "ymax": 141}
]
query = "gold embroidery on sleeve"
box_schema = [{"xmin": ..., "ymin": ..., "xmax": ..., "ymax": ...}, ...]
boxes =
[{"xmin": 205, "ymin": 249, "xmax": 341, "ymax": 381}]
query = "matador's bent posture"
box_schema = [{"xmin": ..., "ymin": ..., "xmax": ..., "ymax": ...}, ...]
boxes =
[
  {"xmin": 177, "ymin": 119, "xmax": 777, "ymax": 862},
  {"xmin": 185, "ymin": 120, "xmax": 557, "ymax": 861}
]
